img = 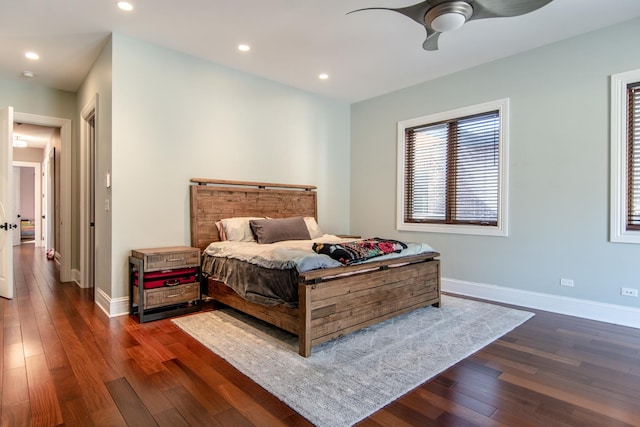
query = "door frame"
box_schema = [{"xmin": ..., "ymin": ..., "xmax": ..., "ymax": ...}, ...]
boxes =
[
  {"xmin": 12, "ymin": 166, "xmax": 20, "ymax": 246},
  {"xmin": 14, "ymin": 112, "xmax": 72, "ymax": 283},
  {"xmin": 42, "ymin": 148, "xmax": 54, "ymax": 255},
  {"xmin": 13, "ymin": 161, "xmax": 43, "ymax": 247},
  {"xmin": 80, "ymin": 95, "xmax": 98, "ymax": 289}
]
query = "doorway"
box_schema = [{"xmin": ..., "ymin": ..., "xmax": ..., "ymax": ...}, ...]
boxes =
[
  {"xmin": 13, "ymin": 122, "xmax": 55, "ymax": 253},
  {"xmin": 13, "ymin": 112, "xmax": 72, "ymax": 283},
  {"xmin": 12, "ymin": 162, "xmax": 43, "ymax": 247}
]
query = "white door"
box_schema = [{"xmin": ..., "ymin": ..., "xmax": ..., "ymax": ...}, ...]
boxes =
[
  {"xmin": 0, "ymin": 107, "xmax": 15, "ymax": 299},
  {"xmin": 12, "ymin": 166, "xmax": 21, "ymax": 246}
]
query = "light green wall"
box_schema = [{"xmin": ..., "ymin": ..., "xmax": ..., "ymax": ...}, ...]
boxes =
[
  {"xmin": 351, "ymin": 18, "xmax": 640, "ymax": 308},
  {"xmin": 77, "ymin": 37, "xmax": 113, "ymax": 297},
  {"xmin": 109, "ymin": 34, "xmax": 351, "ymax": 299},
  {"xmin": 0, "ymin": 79, "xmax": 76, "ymax": 119}
]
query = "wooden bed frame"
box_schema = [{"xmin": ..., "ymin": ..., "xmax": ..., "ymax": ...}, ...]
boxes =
[{"xmin": 190, "ymin": 178, "xmax": 441, "ymax": 356}]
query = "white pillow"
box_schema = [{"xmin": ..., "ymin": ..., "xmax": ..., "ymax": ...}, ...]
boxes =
[
  {"xmin": 220, "ymin": 217, "xmax": 263, "ymax": 242},
  {"xmin": 304, "ymin": 217, "xmax": 323, "ymax": 239}
]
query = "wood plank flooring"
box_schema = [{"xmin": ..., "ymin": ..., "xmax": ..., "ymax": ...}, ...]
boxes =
[{"xmin": 2, "ymin": 244, "xmax": 640, "ymax": 426}]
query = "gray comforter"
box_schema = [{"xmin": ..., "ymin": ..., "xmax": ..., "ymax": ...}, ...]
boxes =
[{"xmin": 202, "ymin": 235, "xmax": 436, "ymax": 307}]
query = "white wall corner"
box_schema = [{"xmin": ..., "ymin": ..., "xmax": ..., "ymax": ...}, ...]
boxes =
[
  {"xmin": 71, "ymin": 269, "xmax": 82, "ymax": 287},
  {"xmin": 95, "ymin": 287, "xmax": 130, "ymax": 318},
  {"xmin": 443, "ymin": 277, "xmax": 640, "ymax": 329}
]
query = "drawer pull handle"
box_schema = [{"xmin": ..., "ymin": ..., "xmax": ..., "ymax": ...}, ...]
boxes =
[
  {"xmin": 166, "ymin": 258, "xmax": 184, "ymax": 262},
  {"xmin": 166, "ymin": 293, "xmax": 182, "ymax": 298}
]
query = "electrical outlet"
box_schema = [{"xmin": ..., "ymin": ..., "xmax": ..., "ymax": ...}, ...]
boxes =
[
  {"xmin": 560, "ymin": 278, "xmax": 574, "ymax": 287},
  {"xmin": 621, "ymin": 288, "xmax": 638, "ymax": 297}
]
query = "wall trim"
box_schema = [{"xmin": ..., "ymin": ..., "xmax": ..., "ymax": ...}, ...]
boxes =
[
  {"xmin": 610, "ymin": 68, "xmax": 640, "ymax": 244},
  {"xmin": 443, "ymin": 277, "xmax": 640, "ymax": 329},
  {"xmin": 71, "ymin": 268, "xmax": 81, "ymax": 286},
  {"xmin": 95, "ymin": 287, "xmax": 129, "ymax": 318},
  {"xmin": 396, "ymin": 98, "xmax": 510, "ymax": 237},
  {"xmin": 93, "ymin": 276, "xmax": 640, "ymax": 325},
  {"xmin": 80, "ymin": 95, "xmax": 98, "ymax": 289}
]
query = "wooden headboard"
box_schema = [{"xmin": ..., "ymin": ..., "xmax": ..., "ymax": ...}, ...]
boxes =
[{"xmin": 189, "ymin": 178, "xmax": 318, "ymax": 251}]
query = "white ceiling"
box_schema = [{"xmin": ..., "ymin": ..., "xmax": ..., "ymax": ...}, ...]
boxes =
[{"xmin": 1, "ymin": 0, "xmax": 640, "ymax": 104}]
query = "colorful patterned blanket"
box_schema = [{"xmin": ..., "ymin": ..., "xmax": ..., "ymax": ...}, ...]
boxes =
[{"xmin": 312, "ymin": 238, "xmax": 408, "ymax": 265}]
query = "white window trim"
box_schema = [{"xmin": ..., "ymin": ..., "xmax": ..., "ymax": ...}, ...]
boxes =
[
  {"xmin": 396, "ymin": 98, "xmax": 510, "ymax": 237},
  {"xmin": 610, "ymin": 68, "xmax": 640, "ymax": 244}
]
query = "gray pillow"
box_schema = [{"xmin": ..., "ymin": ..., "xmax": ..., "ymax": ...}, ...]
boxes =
[{"xmin": 249, "ymin": 217, "xmax": 311, "ymax": 244}]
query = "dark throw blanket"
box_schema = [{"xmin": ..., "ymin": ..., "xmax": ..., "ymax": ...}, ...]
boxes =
[{"xmin": 312, "ymin": 238, "xmax": 407, "ymax": 265}]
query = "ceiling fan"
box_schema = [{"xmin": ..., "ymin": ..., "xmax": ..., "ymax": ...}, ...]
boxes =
[{"xmin": 348, "ymin": 0, "xmax": 554, "ymax": 51}]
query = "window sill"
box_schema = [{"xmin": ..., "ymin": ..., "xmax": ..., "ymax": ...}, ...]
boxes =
[
  {"xmin": 397, "ymin": 222, "xmax": 508, "ymax": 237},
  {"xmin": 610, "ymin": 229, "xmax": 640, "ymax": 244}
]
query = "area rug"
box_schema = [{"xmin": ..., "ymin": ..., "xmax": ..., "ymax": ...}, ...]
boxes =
[{"xmin": 172, "ymin": 295, "xmax": 533, "ymax": 426}]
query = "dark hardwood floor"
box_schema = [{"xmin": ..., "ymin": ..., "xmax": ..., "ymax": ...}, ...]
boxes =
[{"xmin": 3, "ymin": 244, "xmax": 640, "ymax": 426}]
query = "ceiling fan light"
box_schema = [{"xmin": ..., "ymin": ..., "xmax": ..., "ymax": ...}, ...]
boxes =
[
  {"xmin": 425, "ymin": 1, "xmax": 473, "ymax": 33},
  {"xmin": 430, "ymin": 12, "xmax": 466, "ymax": 32}
]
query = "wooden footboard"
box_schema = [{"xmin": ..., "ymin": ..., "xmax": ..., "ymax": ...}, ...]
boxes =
[
  {"xmin": 298, "ymin": 255, "xmax": 440, "ymax": 356},
  {"xmin": 206, "ymin": 253, "xmax": 440, "ymax": 357}
]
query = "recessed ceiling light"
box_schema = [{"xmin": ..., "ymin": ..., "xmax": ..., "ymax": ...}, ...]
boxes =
[
  {"xmin": 25, "ymin": 52, "xmax": 39, "ymax": 60},
  {"xmin": 319, "ymin": 73, "xmax": 329, "ymax": 80},
  {"xmin": 21, "ymin": 71, "xmax": 36, "ymax": 78},
  {"xmin": 238, "ymin": 44, "xmax": 250, "ymax": 52},
  {"xmin": 116, "ymin": 1, "xmax": 134, "ymax": 11}
]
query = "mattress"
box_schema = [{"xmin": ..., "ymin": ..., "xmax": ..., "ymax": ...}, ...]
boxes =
[{"xmin": 202, "ymin": 235, "xmax": 436, "ymax": 307}]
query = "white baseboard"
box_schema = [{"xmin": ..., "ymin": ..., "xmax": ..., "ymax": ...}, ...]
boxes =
[
  {"xmin": 90, "ymin": 277, "xmax": 639, "ymax": 326},
  {"xmin": 95, "ymin": 287, "xmax": 130, "ymax": 318},
  {"xmin": 443, "ymin": 277, "xmax": 640, "ymax": 329},
  {"xmin": 71, "ymin": 269, "xmax": 81, "ymax": 286}
]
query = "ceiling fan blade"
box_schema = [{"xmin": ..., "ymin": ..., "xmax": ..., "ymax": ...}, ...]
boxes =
[
  {"xmin": 423, "ymin": 31, "xmax": 441, "ymax": 51},
  {"xmin": 347, "ymin": 1, "xmax": 433, "ymax": 26},
  {"xmin": 348, "ymin": 1, "xmax": 442, "ymax": 50},
  {"xmin": 348, "ymin": 0, "xmax": 555, "ymax": 51},
  {"xmin": 469, "ymin": 0, "xmax": 554, "ymax": 21}
]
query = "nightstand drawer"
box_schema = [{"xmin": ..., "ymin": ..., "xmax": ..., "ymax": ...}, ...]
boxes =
[
  {"xmin": 133, "ymin": 282, "xmax": 199, "ymax": 309},
  {"xmin": 131, "ymin": 246, "xmax": 200, "ymax": 271}
]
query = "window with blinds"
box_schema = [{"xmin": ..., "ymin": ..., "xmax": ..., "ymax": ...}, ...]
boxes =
[
  {"xmin": 609, "ymin": 69, "xmax": 640, "ymax": 243},
  {"xmin": 627, "ymin": 83, "xmax": 640, "ymax": 230},
  {"xmin": 397, "ymin": 99, "xmax": 508, "ymax": 236}
]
